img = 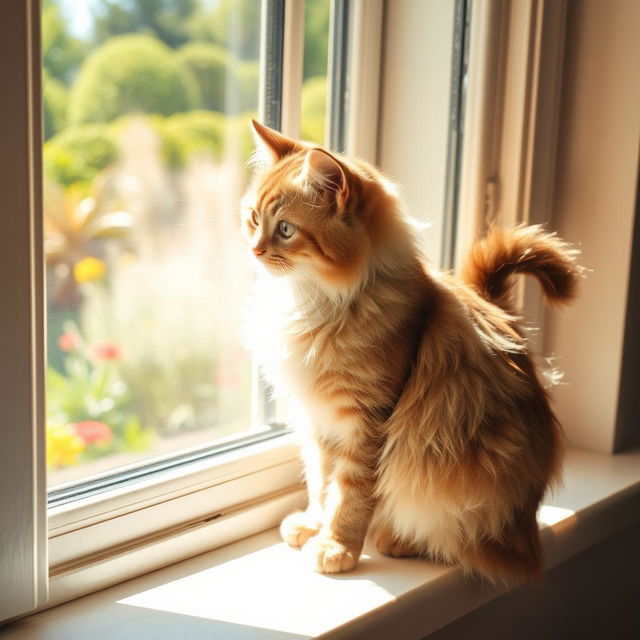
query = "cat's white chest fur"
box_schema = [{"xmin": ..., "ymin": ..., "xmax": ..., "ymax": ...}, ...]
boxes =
[
  {"xmin": 247, "ymin": 275, "xmax": 321, "ymax": 391},
  {"xmin": 248, "ymin": 275, "xmax": 355, "ymax": 442}
]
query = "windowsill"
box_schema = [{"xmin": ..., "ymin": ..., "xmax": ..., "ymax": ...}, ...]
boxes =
[{"xmin": 3, "ymin": 448, "xmax": 640, "ymax": 640}]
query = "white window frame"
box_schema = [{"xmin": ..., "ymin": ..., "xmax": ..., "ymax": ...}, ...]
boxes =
[
  {"xmin": 455, "ymin": 0, "xmax": 568, "ymax": 348},
  {"xmin": 0, "ymin": 0, "xmax": 48, "ymax": 622}
]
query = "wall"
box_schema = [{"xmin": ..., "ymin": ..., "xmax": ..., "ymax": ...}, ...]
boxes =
[{"xmin": 544, "ymin": 0, "xmax": 640, "ymax": 453}]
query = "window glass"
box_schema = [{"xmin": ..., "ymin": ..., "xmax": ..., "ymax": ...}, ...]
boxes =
[
  {"xmin": 42, "ymin": 0, "xmax": 468, "ymax": 492},
  {"xmin": 43, "ymin": 0, "xmax": 263, "ymax": 487},
  {"xmin": 301, "ymin": 0, "xmax": 330, "ymax": 145}
]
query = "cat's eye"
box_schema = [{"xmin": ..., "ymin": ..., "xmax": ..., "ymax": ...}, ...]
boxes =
[{"xmin": 278, "ymin": 220, "xmax": 296, "ymax": 239}]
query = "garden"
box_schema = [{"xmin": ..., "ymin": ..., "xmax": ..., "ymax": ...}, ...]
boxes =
[{"xmin": 43, "ymin": 0, "xmax": 329, "ymax": 484}]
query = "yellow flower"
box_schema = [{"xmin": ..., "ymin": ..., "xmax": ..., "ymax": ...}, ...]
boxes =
[
  {"xmin": 46, "ymin": 424, "xmax": 85, "ymax": 468},
  {"xmin": 73, "ymin": 256, "xmax": 106, "ymax": 283}
]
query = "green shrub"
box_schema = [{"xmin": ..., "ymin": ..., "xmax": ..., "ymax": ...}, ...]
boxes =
[
  {"xmin": 42, "ymin": 0, "xmax": 87, "ymax": 84},
  {"xmin": 177, "ymin": 42, "xmax": 229, "ymax": 112},
  {"xmin": 233, "ymin": 61, "xmax": 259, "ymax": 113},
  {"xmin": 44, "ymin": 124, "xmax": 118, "ymax": 186},
  {"xmin": 111, "ymin": 111, "xmax": 226, "ymax": 169},
  {"xmin": 43, "ymin": 72, "xmax": 68, "ymax": 140},
  {"xmin": 301, "ymin": 76, "xmax": 327, "ymax": 144},
  {"xmin": 177, "ymin": 43, "xmax": 259, "ymax": 115},
  {"xmin": 161, "ymin": 110, "xmax": 257, "ymax": 167},
  {"xmin": 162, "ymin": 110, "xmax": 226, "ymax": 165},
  {"xmin": 68, "ymin": 34, "xmax": 200, "ymax": 125}
]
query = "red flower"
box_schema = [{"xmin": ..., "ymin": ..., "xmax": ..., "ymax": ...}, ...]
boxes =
[
  {"xmin": 73, "ymin": 421, "xmax": 113, "ymax": 446},
  {"xmin": 58, "ymin": 332, "xmax": 78, "ymax": 352},
  {"xmin": 93, "ymin": 342, "xmax": 121, "ymax": 360},
  {"xmin": 216, "ymin": 366, "xmax": 238, "ymax": 388}
]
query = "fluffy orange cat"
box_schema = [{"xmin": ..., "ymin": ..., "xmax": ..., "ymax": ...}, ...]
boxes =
[{"xmin": 242, "ymin": 120, "xmax": 581, "ymax": 582}]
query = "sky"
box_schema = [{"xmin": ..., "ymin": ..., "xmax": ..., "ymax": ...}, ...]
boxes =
[
  {"xmin": 54, "ymin": 0, "xmax": 222, "ymax": 39},
  {"xmin": 56, "ymin": 0, "xmax": 97, "ymax": 38}
]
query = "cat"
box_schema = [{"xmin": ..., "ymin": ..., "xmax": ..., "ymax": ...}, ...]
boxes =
[{"xmin": 241, "ymin": 119, "xmax": 582, "ymax": 582}]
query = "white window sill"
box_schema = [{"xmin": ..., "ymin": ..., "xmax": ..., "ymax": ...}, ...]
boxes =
[{"xmin": 3, "ymin": 448, "xmax": 640, "ymax": 640}]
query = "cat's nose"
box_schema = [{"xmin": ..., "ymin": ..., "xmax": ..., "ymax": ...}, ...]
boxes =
[{"xmin": 252, "ymin": 245, "xmax": 266, "ymax": 257}]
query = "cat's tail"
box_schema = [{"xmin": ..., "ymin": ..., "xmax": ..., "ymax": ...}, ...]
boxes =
[{"xmin": 460, "ymin": 225, "xmax": 583, "ymax": 311}]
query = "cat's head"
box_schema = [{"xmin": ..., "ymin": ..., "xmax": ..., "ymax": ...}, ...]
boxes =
[{"xmin": 242, "ymin": 120, "xmax": 412, "ymax": 300}]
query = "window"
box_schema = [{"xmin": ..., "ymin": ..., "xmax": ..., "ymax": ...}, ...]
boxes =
[
  {"xmin": 43, "ymin": 0, "xmax": 354, "ymax": 595},
  {"xmin": 6, "ymin": 0, "xmax": 634, "ymax": 625},
  {"xmin": 2, "ymin": 0, "xmax": 470, "ymax": 618},
  {"xmin": 43, "ymin": 0, "xmax": 335, "ymax": 496},
  {"xmin": 44, "ymin": 0, "xmax": 271, "ymax": 490}
]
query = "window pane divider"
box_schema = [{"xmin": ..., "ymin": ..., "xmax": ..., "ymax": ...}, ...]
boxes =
[
  {"xmin": 344, "ymin": 0, "xmax": 383, "ymax": 164},
  {"xmin": 281, "ymin": 0, "xmax": 305, "ymax": 137}
]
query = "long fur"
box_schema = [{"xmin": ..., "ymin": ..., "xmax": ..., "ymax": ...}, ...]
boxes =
[
  {"xmin": 242, "ymin": 121, "xmax": 581, "ymax": 582},
  {"xmin": 460, "ymin": 224, "xmax": 583, "ymax": 311}
]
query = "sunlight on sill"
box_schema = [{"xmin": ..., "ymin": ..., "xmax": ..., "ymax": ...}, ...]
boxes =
[
  {"xmin": 115, "ymin": 505, "xmax": 579, "ymax": 636},
  {"xmin": 116, "ymin": 536, "xmax": 455, "ymax": 638},
  {"xmin": 537, "ymin": 505, "xmax": 576, "ymax": 527}
]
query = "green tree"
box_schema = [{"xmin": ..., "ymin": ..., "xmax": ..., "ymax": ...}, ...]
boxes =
[
  {"xmin": 177, "ymin": 42, "xmax": 229, "ymax": 112},
  {"xmin": 162, "ymin": 110, "xmax": 226, "ymax": 164},
  {"xmin": 303, "ymin": 0, "xmax": 330, "ymax": 80},
  {"xmin": 186, "ymin": 0, "xmax": 261, "ymax": 62},
  {"xmin": 92, "ymin": 0, "xmax": 197, "ymax": 49},
  {"xmin": 68, "ymin": 34, "xmax": 200, "ymax": 124},
  {"xmin": 43, "ymin": 71, "xmax": 69, "ymax": 140},
  {"xmin": 301, "ymin": 76, "xmax": 327, "ymax": 144},
  {"xmin": 42, "ymin": 0, "xmax": 88, "ymax": 83},
  {"xmin": 44, "ymin": 124, "xmax": 118, "ymax": 186},
  {"xmin": 234, "ymin": 61, "xmax": 259, "ymax": 113}
]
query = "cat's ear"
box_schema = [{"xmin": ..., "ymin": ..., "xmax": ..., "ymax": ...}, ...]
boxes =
[
  {"xmin": 250, "ymin": 119, "xmax": 303, "ymax": 163},
  {"xmin": 297, "ymin": 148, "xmax": 348, "ymax": 197}
]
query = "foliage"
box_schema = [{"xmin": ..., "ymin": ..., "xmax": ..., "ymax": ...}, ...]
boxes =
[
  {"xmin": 44, "ymin": 124, "xmax": 118, "ymax": 186},
  {"xmin": 230, "ymin": 112, "xmax": 260, "ymax": 163},
  {"xmin": 43, "ymin": 71, "xmax": 68, "ymax": 140},
  {"xmin": 161, "ymin": 110, "xmax": 226, "ymax": 165},
  {"xmin": 176, "ymin": 43, "xmax": 259, "ymax": 115},
  {"xmin": 68, "ymin": 34, "xmax": 200, "ymax": 125},
  {"xmin": 110, "ymin": 111, "xmax": 256, "ymax": 168},
  {"xmin": 42, "ymin": 0, "xmax": 88, "ymax": 83},
  {"xmin": 40, "ymin": 0, "xmax": 333, "ymax": 471},
  {"xmin": 301, "ymin": 76, "xmax": 327, "ymax": 144},
  {"xmin": 177, "ymin": 42, "xmax": 229, "ymax": 112},
  {"xmin": 92, "ymin": 0, "xmax": 197, "ymax": 49},
  {"xmin": 46, "ymin": 324, "xmax": 151, "ymax": 469},
  {"xmin": 186, "ymin": 0, "xmax": 261, "ymax": 62},
  {"xmin": 44, "ymin": 179, "xmax": 133, "ymax": 311},
  {"xmin": 234, "ymin": 61, "xmax": 259, "ymax": 113},
  {"xmin": 303, "ymin": 0, "xmax": 330, "ymax": 80},
  {"xmin": 80, "ymin": 256, "xmax": 226, "ymax": 436}
]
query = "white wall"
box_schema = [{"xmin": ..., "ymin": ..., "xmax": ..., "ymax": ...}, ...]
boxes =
[{"xmin": 544, "ymin": 0, "xmax": 640, "ymax": 453}]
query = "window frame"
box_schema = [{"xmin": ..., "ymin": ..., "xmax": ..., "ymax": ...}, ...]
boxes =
[
  {"xmin": 0, "ymin": 0, "xmax": 48, "ymax": 622},
  {"xmin": 455, "ymin": 0, "xmax": 569, "ymax": 353}
]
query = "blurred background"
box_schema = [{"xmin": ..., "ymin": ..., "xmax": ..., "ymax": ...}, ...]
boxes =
[{"xmin": 42, "ymin": 0, "xmax": 331, "ymax": 485}]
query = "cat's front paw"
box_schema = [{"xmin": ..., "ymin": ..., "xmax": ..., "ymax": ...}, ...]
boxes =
[
  {"xmin": 280, "ymin": 510, "xmax": 321, "ymax": 548},
  {"xmin": 304, "ymin": 535, "xmax": 360, "ymax": 574}
]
